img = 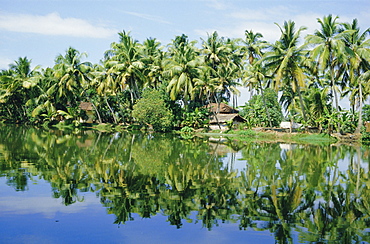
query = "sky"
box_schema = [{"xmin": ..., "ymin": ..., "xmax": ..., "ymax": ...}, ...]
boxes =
[{"xmin": 1, "ymin": 0, "xmax": 369, "ymax": 105}]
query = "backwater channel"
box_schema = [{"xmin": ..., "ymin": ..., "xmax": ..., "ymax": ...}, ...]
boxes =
[{"xmin": 0, "ymin": 126, "xmax": 369, "ymax": 243}]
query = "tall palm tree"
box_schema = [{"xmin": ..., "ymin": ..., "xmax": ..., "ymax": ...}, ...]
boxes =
[
  {"xmin": 201, "ymin": 31, "xmax": 229, "ymax": 71},
  {"xmin": 305, "ymin": 15, "xmax": 351, "ymax": 112},
  {"xmin": 54, "ymin": 47, "xmax": 92, "ymax": 108},
  {"xmin": 243, "ymin": 30, "xmax": 267, "ymax": 65},
  {"xmin": 341, "ymin": 19, "xmax": 370, "ymax": 133},
  {"xmin": 263, "ymin": 20, "xmax": 309, "ymax": 125},
  {"xmin": 104, "ymin": 31, "xmax": 146, "ymax": 105},
  {"xmin": 140, "ymin": 37, "xmax": 164, "ymax": 89},
  {"xmin": 243, "ymin": 62, "xmax": 273, "ymax": 127},
  {"xmin": 243, "ymin": 30, "xmax": 268, "ymax": 98},
  {"xmin": 164, "ymin": 34, "xmax": 204, "ymax": 107}
]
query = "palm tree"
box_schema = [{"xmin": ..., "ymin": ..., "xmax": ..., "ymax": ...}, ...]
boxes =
[
  {"xmin": 140, "ymin": 37, "xmax": 164, "ymax": 89},
  {"xmin": 243, "ymin": 30, "xmax": 267, "ymax": 65},
  {"xmin": 54, "ymin": 47, "xmax": 92, "ymax": 108},
  {"xmin": 341, "ymin": 19, "xmax": 370, "ymax": 133},
  {"xmin": 243, "ymin": 30, "xmax": 268, "ymax": 98},
  {"xmin": 0, "ymin": 57, "xmax": 40, "ymax": 120},
  {"xmin": 305, "ymin": 15, "xmax": 351, "ymax": 112},
  {"xmin": 104, "ymin": 31, "xmax": 146, "ymax": 105},
  {"xmin": 243, "ymin": 62, "xmax": 273, "ymax": 127},
  {"xmin": 201, "ymin": 31, "xmax": 229, "ymax": 71},
  {"xmin": 164, "ymin": 34, "xmax": 204, "ymax": 107},
  {"xmin": 263, "ymin": 20, "xmax": 309, "ymax": 125}
]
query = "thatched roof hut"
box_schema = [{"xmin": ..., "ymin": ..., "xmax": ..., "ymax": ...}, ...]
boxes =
[
  {"xmin": 79, "ymin": 102, "xmax": 93, "ymax": 111},
  {"xmin": 205, "ymin": 103, "xmax": 238, "ymax": 114},
  {"xmin": 210, "ymin": 113, "xmax": 246, "ymax": 124}
]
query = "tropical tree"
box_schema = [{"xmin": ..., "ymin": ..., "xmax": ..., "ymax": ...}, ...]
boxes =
[
  {"xmin": 104, "ymin": 31, "xmax": 146, "ymax": 106},
  {"xmin": 140, "ymin": 37, "xmax": 164, "ymax": 89},
  {"xmin": 164, "ymin": 34, "xmax": 204, "ymax": 107},
  {"xmin": 242, "ymin": 30, "xmax": 268, "ymax": 98},
  {"xmin": 305, "ymin": 15, "xmax": 351, "ymax": 112},
  {"xmin": 0, "ymin": 57, "xmax": 40, "ymax": 121},
  {"xmin": 263, "ymin": 20, "xmax": 309, "ymax": 125},
  {"xmin": 341, "ymin": 19, "xmax": 370, "ymax": 133},
  {"xmin": 54, "ymin": 47, "xmax": 92, "ymax": 109}
]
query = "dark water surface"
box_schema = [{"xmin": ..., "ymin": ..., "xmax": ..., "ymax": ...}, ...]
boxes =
[{"xmin": 0, "ymin": 126, "xmax": 369, "ymax": 243}]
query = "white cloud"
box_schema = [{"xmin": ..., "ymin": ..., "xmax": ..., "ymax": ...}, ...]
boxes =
[
  {"xmin": 121, "ymin": 11, "xmax": 171, "ymax": 25},
  {"xmin": 0, "ymin": 12, "xmax": 117, "ymax": 38},
  {"xmin": 0, "ymin": 194, "xmax": 99, "ymax": 218},
  {"xmin": 205, "ymin": 0, "xmax": 230, "ymax": 11},
  {"xmin": 0, "ymin": 57, "xmax": 13, "ymax": 70}
]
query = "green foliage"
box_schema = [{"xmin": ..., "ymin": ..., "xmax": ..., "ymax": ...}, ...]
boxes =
[
  {"xmin": 363, "ymin": 105, "xmax": 370, "ymax": 122},
  {"xmin": 181, "ymin": 107, "xmax": 210, "ymax": 129},
  {"xmin": 239, "ymin": 88, "xmax": 283, "ymax": 127},
  {"xmin": 361, "ymin": 132, "xmax": 370, "ymax": 143},
  {"xmin": 132, "ymin": 89, "xmax": 174, "ymax": 131},
  {"xmin": 179, "ymin": 126, "xmax": 195, "ymax": 139}
]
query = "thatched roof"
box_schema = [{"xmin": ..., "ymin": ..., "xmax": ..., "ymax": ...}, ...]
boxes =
[
  {"xmin": 79, "ymin": 102, "xmax": 93, "ymax": 111},
  {"xmin": 210, "ymin": 113, "xmax": 246, "ymax": 124},
  {"xmin": 205, "ymin": 103, "xmax": 238, "ymax": 114}
]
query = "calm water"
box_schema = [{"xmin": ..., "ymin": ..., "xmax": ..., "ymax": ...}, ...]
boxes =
[{"xmin": 0, "ymin": 126, "xmax": 369, "ymax": 244}]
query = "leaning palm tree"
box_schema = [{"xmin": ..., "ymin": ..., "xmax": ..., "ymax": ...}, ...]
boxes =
[{"xmin": 263, "ymin": 20, "xmax": 309, "ymax": 126}]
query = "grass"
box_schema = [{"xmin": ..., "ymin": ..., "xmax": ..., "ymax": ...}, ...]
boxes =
[{"xmin": 201, "ymin": 128, "xmax": 339, "ymax": 145}]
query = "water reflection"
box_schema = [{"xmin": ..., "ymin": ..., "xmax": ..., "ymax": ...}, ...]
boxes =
[{"xmin": 0, "ymin": 126, "xmax": 369, "ymax": 243}]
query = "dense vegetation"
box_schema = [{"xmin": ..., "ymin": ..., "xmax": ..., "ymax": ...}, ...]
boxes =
[{"xmin": 1, "ymin": 15, "xmax": 369, "ymax": 134}]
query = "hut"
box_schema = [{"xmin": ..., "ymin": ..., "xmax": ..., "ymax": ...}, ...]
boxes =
[
  {"xmin": 206, "ymin": 103, "xmax": 246, "ymax": 131},
  {"xmin": 79, "ymin": 102, "xmax": 95, "ymax": 123}
]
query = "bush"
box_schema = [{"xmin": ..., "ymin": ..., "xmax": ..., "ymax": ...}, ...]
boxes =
[
  {"xmin": 239, "ymin": 88, "xmax": 283, "ymax": 127},
  {"xmin": 132, "ymin": 89, "xmax": 174, "ymax": 132}
]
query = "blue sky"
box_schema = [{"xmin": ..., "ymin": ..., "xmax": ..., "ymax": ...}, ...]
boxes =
[
  {"xmin": 1, "ymin": 0, "xmax": 369, "ymax": 105},
  {"xmin": 1, "ymin": 0, "xmax": 369, "ymax": 69}
]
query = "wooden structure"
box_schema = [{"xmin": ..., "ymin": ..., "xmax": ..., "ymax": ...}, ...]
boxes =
[
  {"xmin": 79, "ymin": 102, "xmax": 95, "ymax": 123},
  {"xmin": 206, "ymin": 103, "xmax": 246, "ymax": 131}
]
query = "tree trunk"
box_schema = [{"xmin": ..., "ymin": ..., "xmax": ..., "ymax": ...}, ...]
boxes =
[
  {"xmin": 105, "ymin": 96, "xmax": 118, "ymax": 124},
  {"xmin": 355, "ymin": 81, "xmax": 363, "ymax": 134},
  {"xmin": 295, "ymin": 81, "xmax": 308, "ymax": 132},
  {"xmin": 90, "ymin": 99, "xmax": 102, "ymax": 124}
]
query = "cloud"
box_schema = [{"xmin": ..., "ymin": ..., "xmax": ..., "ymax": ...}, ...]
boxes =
[
  {"xmin": 0, "ymin": 12, "xmax": 117, "ymax": 38},
  {"xmin": 0, "ymin": 195, "xmax": 99, "ymax": 218},
  {"xmin": 0, "ymin": 57, "xmax": 13, "ymax": 70},
  {"xmin": 121, "ymin": 11, "xmax": 171, "ymax": 25},
  {"xmin": 205, "ymin": 0, "xmax": 230, "ymax": 11}
]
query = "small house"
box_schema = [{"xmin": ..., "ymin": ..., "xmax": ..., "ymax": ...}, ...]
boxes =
[
  {"xmin": 206, "ymin": 103, "xmax": 246, "ymax": 131},
  {"xmin": 79, "ymin": 102, "xmax": 95, "ymax": 123}
]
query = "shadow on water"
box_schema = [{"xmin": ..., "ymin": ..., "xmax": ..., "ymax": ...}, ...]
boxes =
[{"xmin": 0, "ymin": 125, "xmax": 370, "ymax": 243}]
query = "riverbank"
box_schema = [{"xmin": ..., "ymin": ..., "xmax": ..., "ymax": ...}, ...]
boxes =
[{"xmin": 199, "ymin": 129, "xmax": 364, "ymax": 146}]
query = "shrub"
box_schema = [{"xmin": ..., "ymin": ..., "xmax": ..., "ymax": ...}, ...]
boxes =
[{"xmin": 132, "ymin": 89, "xmax": 174, "ymax": 132}]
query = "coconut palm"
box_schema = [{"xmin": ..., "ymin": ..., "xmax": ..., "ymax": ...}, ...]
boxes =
[
  {"xmin": 0, "ymin": 57, "xmax": 40, "ymax": 120},
  {"xmin": 341, "ymin": 19, "xmax": 370, "ymax": 133},
  {"xmin": 305, "ymin": 15, "xmax": 351, "ymax": 111},
  {"xmin": 104, "ymin": 31, "xmax": 146, "ymax": 105},
  {"xmin": 164, "ymin": 34, "xmax": 204, "ymax": 107},
  {"xmin": 140, "ymin": 37, "xmax": 164, "ymax": 89},
  {"xmin": 263, "ymin": 20, "xmax": 309, "ymax": 125},
  {"xmin": 54, "ymin": 47, "xmax": 92, "ymax": 108}
]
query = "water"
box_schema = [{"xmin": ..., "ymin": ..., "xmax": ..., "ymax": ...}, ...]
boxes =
[{"xmin": 0, "ymin": 126, "xmax": 369, "ymax": 243}]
